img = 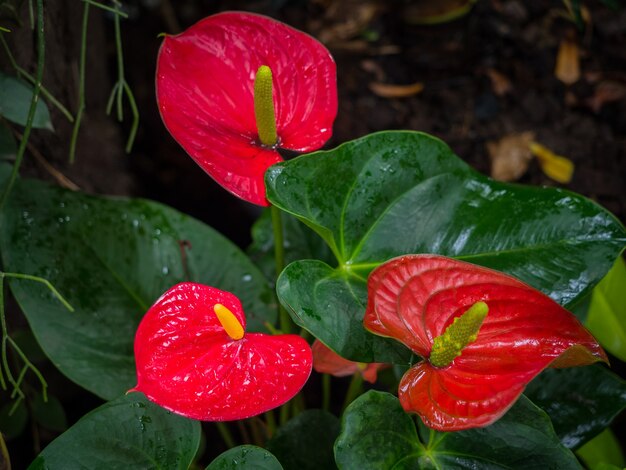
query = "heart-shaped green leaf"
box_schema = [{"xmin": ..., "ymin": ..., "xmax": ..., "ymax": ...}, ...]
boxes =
[
  {"xmin": 525, "ymin": 365, "xmax": 626, "ymax": 449},
  {"xmin": 0, "ymin": 72, "xmax": 53, "ymax": 130},
  {"xmin": 266, "ymin": 410, "xmax": 340, "ymax": 470},
  {"xmin": 206, "ymin": 445, "xmax": 283, "ymax": 470},
  {"xmin": 28, "ymin": 392, "xmax": 200, "ymax": 470},
  {"xmin": 0, "ymin": 166, "xmax": 274, "ymax": 400},
  {"xmin": 334, "ymin": 390, "xmax": 580, "ymax": 469},
  {"xmin": 268, "ymin": 131, "xmax": 626, "ymax": 362}
]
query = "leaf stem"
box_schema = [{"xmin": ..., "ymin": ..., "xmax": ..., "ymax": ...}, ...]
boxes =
[
  {"xmin": 0, "ymin": 0, "xmax": 45, "ymax": 211},
  {"xmin": 216, "ymin": 422, "xmax": 235, "ymax": 448},
  {"xmin": 69, "ymin": 1, "xmax": 89, "ymax": 163},
  {"xmin": 270, "ymin": 205, "xmax": 291, "ymax": 334},
  {"xmin": 322, "ymin": 373, "xmax": 331, "ymax": 411},
  {"xmin": 341, "ymin": 373, "xmax": 363, "ymax": 412}
]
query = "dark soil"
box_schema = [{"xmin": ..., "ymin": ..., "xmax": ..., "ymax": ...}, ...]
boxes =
[{"xmin": 1, "ymin": 0, "xmax": 625, "ymax": 467}]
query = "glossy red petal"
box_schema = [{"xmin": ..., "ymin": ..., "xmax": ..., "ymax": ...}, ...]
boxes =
[
  {"xmin": 156, "ymin": 12, "xmax": 337, "ymax": 205},
  {"xmin": 365, "ymin": 254, "xmax": 607, "ymax": 431},
  {"xmin": 133, "ymin": 283, "xmax": 312, "ymax": 421}
]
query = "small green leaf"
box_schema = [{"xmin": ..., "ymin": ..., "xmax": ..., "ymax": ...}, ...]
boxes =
[
  {"xmin": 585, "ymin": 255, "xmax": 626, "ymax": 361},
  {"xmin": 206, "ymin": 445, "xmax": 282, "ymax": 470},
  {"xmin": 28, "ymin": 392, "xmax": 200, "ymax": 470},
  {"xmin": 266, "ymin": 410, "xmax": 340, "ymax": 470},
  {"xmin": 32, "ymin": 393, "xmax": 67, "ymax": 432},
  {"xmin": 334, "ymin": 391, "xmax": 581, "ymax": 469},
  {"xmin": 525, "ymin": 365, "xmax": 626, "ymax": 449},
  {"xmin": 576, "ymin": 429, "xmax": 625, "ymax": 470},
  {"xmin": 0, "ymin": 400, "xmax": 27, "ymax": 439},
  {"xmin": 267, "ymin": 131, "xmax": 626, "ymax": 362},
  {"xmin": 0, "ymin": 72, "xmax": 53, "ymax": 130},
  {"xmin": 0, "ymin": 168, "xmax": 274, "ymax": 400}
]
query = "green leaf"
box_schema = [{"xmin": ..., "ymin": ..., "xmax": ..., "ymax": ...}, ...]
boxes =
[
  {"xmin": 0, "ymin": 72, "xmax": 53, "ymax": 130},
  {"xmin": 525, "ymin": 365, "xmax": 626, "ymax": 449},
  {"xmin": 28, "ymin": 392, "xmax": 200, "ymax": 470},
  {"xmin": 576, "ymin": 429, "xmax": 625, "ymax": 470},
  {"xmin": 267, "ymin": 131, "xmax": 626, "ymax": 362},
  {"xmin": 32, "ymin": 393, "xmax": 67, "ymax": 432},
  {"xmin": 206, "ymin": 445, "xmax": 282, "ymax": 470},
  {"xmin": 334, "ymin": 390, "xmax": 581, "ymax": 469},
  {"xmin": 0, "ymin": 123, "xmax": 16, "ymax": 160},
  {"xmin": 266, "ymin": 410, "xmax": 340, "ymax": 470},
  {"xmin": 248, "ymin": 209, "xmax": 335, "ymax": 281},
  {"xmin": 0, "ymin": 400, "xmax": 27, "ymax": 439},
  {"xmin": 0, "ymin": 169, "xmax": 274, "ymax": 400},
  {"xmin": 585, "ymin": 255, "xmax": 626, "ymax": 361}
]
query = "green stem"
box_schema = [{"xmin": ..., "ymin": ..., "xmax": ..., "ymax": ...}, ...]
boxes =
[
  {"xmin": 216, "ymin": 422, "xmax": 235, "ymax": 449},
  {"xmin": 81, "ymin": 0, "xmax": 129, "ymax": 17},
  {"xmin": 270, "ymin": 205, "xmax": 291, "ymax": 334},
  {"xmin": 264, "ymin": 410, "xmax": 276, "ymax": 437},
  {"xmin": 322, "ymin": 373, "xmax": 331, "ymax": 412},
  {"xmin": 341, "ymin": 373, "xmax": 363, "ymax": 412},
  {"xmin": 69, "ymin": 1, "xmax": 89, "ymax": 163},
  {"xmin": 0, "ymin": 34, "xmax": 74, "ymax": 123},
  {"xmin": 0, "ymin": 0, "xmax": 45, "ymax": 211},
  {"xmin": 2, "ymin": 272, "xmax": 74, "ymax": 312}
]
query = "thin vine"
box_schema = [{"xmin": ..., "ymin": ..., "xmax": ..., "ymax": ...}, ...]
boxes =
[
  {"xmin": 0, "ymin": 0, "xmax": 45, "ymax": 211},
  {"xmin": 0, "ymin": 272, "xmax": 74, "ymax": 413}
]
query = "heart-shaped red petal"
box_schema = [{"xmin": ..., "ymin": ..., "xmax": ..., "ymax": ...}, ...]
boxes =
[
  {"xmin": 133, "ymin": 283, "xmax": 312, "ymax": 421},
  {"xmin": 365, "ymin": 254, "xmax": 607, "ymax": 431},
  {"xmin": 156, "ymin": 12, "xmax": 337, "ymax": 206}
]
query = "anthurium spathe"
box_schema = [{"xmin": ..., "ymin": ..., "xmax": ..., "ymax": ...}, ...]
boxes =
[
  {"xmin": 312, "ymin": 339, "xmax": 386, "ymax": 383},
  {"xmin": 132, "ymin": 283, "xmax": 312, "ymax": 421},
  {"xmin": 156, "ymin": 12, "xmax": 337, "ymax": 206},
  {"xmin": 364, "ymin": 254, "xmax": 608, "ymax": 432}
]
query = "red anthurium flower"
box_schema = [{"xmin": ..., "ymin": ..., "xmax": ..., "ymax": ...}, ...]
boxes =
[
  {"xmin": 364, "ymin": 254, "xmax": 608, "ymax": 432},
  {"xmin": 132, "ymin": 283, "xmax": 312, "ymax": 421},
  {"xmin": 156, "ymin": 12, "xmax": 338, "ymax": 206},
  {"xmin": 312, "ymin": 339, "xmax": 387, "ymax": 384}
]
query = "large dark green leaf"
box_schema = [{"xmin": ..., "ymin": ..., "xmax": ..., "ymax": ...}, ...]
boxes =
[
  {"xmin": 334, "ymin": 391, "xmax": 581, "ymax": 469},
  {"xmin": 266, "ymin": 410, "xmax": 340, "ymax": 470},
  {"xmin": 0, "ymin": 72, "xmax": 53, "ymax": 130},
  {"xmin": 267, "ymin": 131, "xmax": 626, "ymax": 362},
  {"xmin": 28, "ymin": 392, "xmax": 200, "ymax": 470},
  {"xmin": 526, "ymin": 365, "xmax": 626, "ymax": 449},
  {"xmin": 206, "ymin": 445, "xmax": 282, "ymax": 470},
  {"xmin": 0, "ymin": 167, "xmax": 274, "ymax": 399}
]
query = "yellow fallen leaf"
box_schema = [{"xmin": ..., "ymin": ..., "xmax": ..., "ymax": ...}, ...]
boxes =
[
  {"xmin": 529, "ymin": 142, "xmax": 575, "ymax": 184},
  {"xmin": 369, "ymin": 81, "xmax": 424, "ymax": 98},
  {"xmin": 555, "ymin": 38, "xmax": 580, "ymax": 85}
]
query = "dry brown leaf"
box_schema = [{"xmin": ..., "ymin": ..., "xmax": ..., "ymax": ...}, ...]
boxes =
[
  {"xmin": 361, "ymin": 59, "xmax": 386, "ymax": 82},
  {"xmin": 586, "ymin": 80, "xmax": 626, "ymax": 113},
  {"xmin": 369, "ymin": 81, "xmax": 424, "ymax": 98},
  {"xmin": 485, "ymin": 68, "xmax": 513, "ymax": 96},
  {"xmin": 555, "ymin": 38, "xmax": 580, "ymax": 85},
  {"xmin": 487, "ymin": 132, "xmax": 535, "ymax": 182}
]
